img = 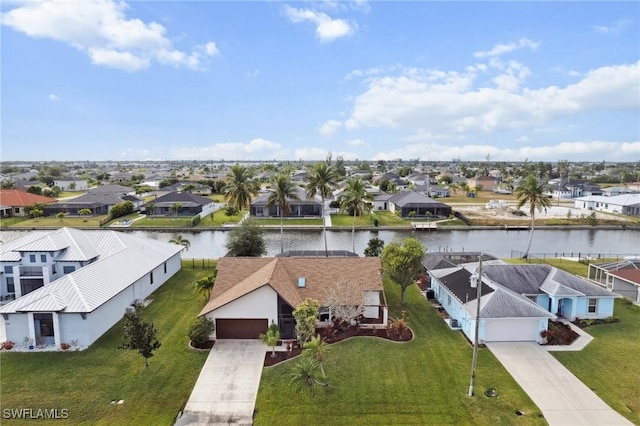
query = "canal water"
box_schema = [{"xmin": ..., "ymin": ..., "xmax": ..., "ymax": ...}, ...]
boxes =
[{"xmin": 1, "ymin": 228, "xmax": 637, "ymax": 259}]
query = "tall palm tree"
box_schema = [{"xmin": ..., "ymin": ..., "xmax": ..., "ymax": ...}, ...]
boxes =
[
  {"xmin": 223, "ymin": 164, "xmax": 260, "ymax": 212},
  {"xmin": 267, "ymin": 174, "xmax": 301, "ymax": 253},
  {"xmin": 193, "ymin": 275, "xmax": 215, "ymax": 300},
  {"xmin": 145, "ymin": 202, "xmax": 157, "ymax": 216},
  {"xmin": 170, "ymin": 201, "xmax": 182, "ymax": 218},
  {"xmin": 303, "ymin": 335, "xmax": 330, "ymax": 384},
  {"xmin": 338, "ymin": 177, "xmax": 372, "ymax": 253},
  {"xmin": 169, "ymin": 234, "xmax": 191, "ymax": 250},
  {"xmin": 305, "ymin": 162, "xmax": 337, "ymax": 256},
  {"xmin": 515, "ymin": 174, "xmax": 551, "ymax": 258}
]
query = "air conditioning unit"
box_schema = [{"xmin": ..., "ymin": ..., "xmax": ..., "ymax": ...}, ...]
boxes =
[{"xmin": 125, "ymin": 306, "xmax": 136, "ymax": 314}]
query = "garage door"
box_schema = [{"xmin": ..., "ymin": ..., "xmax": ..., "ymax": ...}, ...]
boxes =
[
  {"xmin": 483, "ymin": 318, "xmax": 540, "ymax": 342},
  {"xmin": 216, "ymin": 319, "xmax": 268, "ymax": 339}
]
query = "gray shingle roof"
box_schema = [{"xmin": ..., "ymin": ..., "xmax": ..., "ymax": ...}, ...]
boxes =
[{"xmin": 470, "ymin": 289, "xmax": 555, "ymax": 319}]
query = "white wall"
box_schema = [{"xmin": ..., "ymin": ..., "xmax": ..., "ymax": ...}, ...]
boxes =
[
  {"xmin": 58, "ymin": 314, "xmax": 91, "ymax": 346},
  {"xmin": 85, "ymin": 287, "xmax": 135, "ymax": 345},
  {"xmin": 206, "ymin": 285, "xmax": 278, "ymax": 339},
  {"xmin": 363, "ymin": 290, "xmax": 381, "ymax": 318},
  {"xmin": 2, "ymin": 314, "xmax": 30, "ymax": 345}
]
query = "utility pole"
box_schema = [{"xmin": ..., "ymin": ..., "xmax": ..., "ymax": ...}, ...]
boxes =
[{"xmin": 468, "ymin": 253, "xmax": 483, "ymax": 397}]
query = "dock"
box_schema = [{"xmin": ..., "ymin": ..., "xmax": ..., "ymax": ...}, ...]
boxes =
[{"xmin": 411, "ymin": 222, "xmax": 438, "ymax": 230}]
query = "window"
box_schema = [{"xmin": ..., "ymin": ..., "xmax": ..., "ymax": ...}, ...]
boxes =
[
  {"xmin": 163, "ymin": 262, "xmax": 167, "ymax": 274},
  {"xmin": 588, "ymin": 298, "xmax": 597, "ymax": 314},
  {"xmin": 4, "ymin": 266, "xmax": 13, "ymax": 274},
  {"xmin": 62, "ymin": 266, "xmax": 75, "ymax": 274},
  {"xmin": 29, "ymin": 255, "xmax": 36, "ymax": 263},
  {"xmin": 150, "ymin": 272, "xmax": 154, "ymax": 284},
  {"xmin": 526, "ymin": 295, "xmax": 537, "ymax": 302},
  {"xmin": 7, "ymin": 277, "xmax": 15, "ymax": 293},
  {"xmin": 447, "ymin": 294, "xmax": 451, "ymax": 306},
  {"xmin": 41, "ymin": 254, "xmax": 47, "ymax": 262}
]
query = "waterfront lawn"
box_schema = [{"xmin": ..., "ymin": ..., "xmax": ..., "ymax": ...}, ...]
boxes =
[
  {"xmin": 131, "ymin": 216, "xmax": 193, "ymax": 228},
  {"xmin": 255, "ymin": 280, "xmax": 545, "ymax": 425},
  {"xmin": 0, "ymin": 217, "xmax": 31, "ymax": 227},
  {"xmin": 330, "ymin": 211, "xmax": 413, "ymax": 228},
  {"xmin": 251, "ymin": 217, "xmax": 323, "ymax": 226},
  {"xmin": 0, "ymin": 261, "xmax": 213, "ymax": 426},
  {"xmin": 7, "ymin": 215, "xmax": 108, "ymax": 228},
  {"xmin": 200, "ymin": 209, "xmax": 245, "ymax": 226}
]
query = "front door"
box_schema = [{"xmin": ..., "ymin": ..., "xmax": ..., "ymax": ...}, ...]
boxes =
[{"xmin": 33, "ymin": 313, "xmax": 55, "ymax": 346}]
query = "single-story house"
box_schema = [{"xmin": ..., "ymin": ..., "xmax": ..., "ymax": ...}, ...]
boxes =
[
  {"xmin": 199, "ymin": 256, "xmax": 388, "ymax": 340},
  {"xmin": 427, "ymin": 262, "xmax": 617, "ymax": 343},
  {"xmin": 0, "ymin": 190, "xmax": 57, "ymax": 218},
  {"xmin": 387, "ymin": 191, "xmax": 452, "ymax": 218},
  {"xmin": 467, "ymin": 176, "xmax": 499, "ymax": 192},
  {"xmin": 0, "ymin": 228, "xmax": 183, "ymax": 349},
  {"xmin": 42, "ymin": 184, "xmax": 140, "ymax": 216},
  {"xmin": 373, "ymin": 193, "xmax": 394, "ymax": 211},
  {"xmin": 147, "ymin": 191, "xmax": 215, "ymax": 217},
  {"xmin": 588, "ymin": 259, "xmax": 640, "ymax": 303},
  {"xmin": 414, "ymin": 184, "xmax": 450, "ymax": 198},
  {"xmin": 53, "ymin": 178, "xmax": 89, "ymax": 191},
  {"xmin": 250, "ymin": 187, "xmax": 322, "ymax": 217},
  {"xmin": 573, "ymin": 194, "xmax": 640, "ymax": 216}
]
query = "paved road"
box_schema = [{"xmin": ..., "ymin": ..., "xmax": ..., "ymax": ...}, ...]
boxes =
[
  {"xmin": 175, "ymin": 340, "xmax": 266, "ymax": 426},
  {"xmin": 487, "ymin": 342, "xmax": 633, "ymax": 426}
]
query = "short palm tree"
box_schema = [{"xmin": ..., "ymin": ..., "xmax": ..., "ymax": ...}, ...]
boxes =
[
  {"xmin": 515, "ymin": 174, "xmax": 552, "ymax": 258},
  {"xmin": 290, "ymin": 356, "xmax": 322, "ymax": 398},
  {"xmin": 145, "ymin": 202, "xmax": 157, "ymax": 216},
  {"xmin": 305, "ymin": 162, "xmax": 337, "ymax": 256},
  {"xmin": 338, "ymin": 177, "xmax": 372, "ymax": 253},
  {"xmin": 259, "ymin": 324, "xmax": 281, "ymax": 358},
  {"xmin": 169, "ymin": 234, "xmax": 191, "ymax": 251},
  {"xmin": 302, "ymin": 334, "xmax": 330, "ymax": 384},
  {"xmin": 193, "ymin": 275, "xmax": 215, "ymax": 300},
  {"xmin": 223, "ymin": 164, "xmax": 260, "ymax": 212},
  {"xmin": 267, "ymin": 174, "xmax": 301, "ymax": 253},
  {"xmin": 170, "ymin": 202, "xmax": 182, "ymax": 218}
]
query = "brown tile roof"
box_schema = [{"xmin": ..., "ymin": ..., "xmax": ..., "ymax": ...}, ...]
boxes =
[
  {"xmin": 199, "ymin": 257, "xmax": 384, "ymax": 316},
  {"xmin": 0, "ymin": 190, "xmax": 57, "ymax": 207},
  {"xmin": 609, "ymin": 269, "xmax": 640, "ymax": 285}
]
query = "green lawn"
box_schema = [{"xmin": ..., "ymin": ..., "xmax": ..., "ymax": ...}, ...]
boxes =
[
  {"xmin": 130, "ymin": 215, "xmax": 193, "ymax": 228},
  {"xmin": 331, "ymin": 211, "xmax": 413, "ymax": 228},
  {"xmin": 199, "ymin": 209, "xmax": 246, "ymax": 227},
  {"xmin": 0, "ymin": 262, "xmax": 214, "ymax": 426},
  {"xmin": 7, "ymin": 215, "xmax": 109, "ymax": 228},
  {"xmin": 255, "ymin": 280, "xmax": 545, "ymax": 425}
]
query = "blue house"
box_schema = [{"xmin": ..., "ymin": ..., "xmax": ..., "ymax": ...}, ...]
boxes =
[{"xmin": 427, "ymin": 262, "xmax": 617, "ymax": 343}]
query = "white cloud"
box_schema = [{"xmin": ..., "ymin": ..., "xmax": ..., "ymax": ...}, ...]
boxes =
[
  {"xmin": 346, "ymin": 139, "xmax": 366, "ymax": 147},
  {"xmin": 283, "ymin": 5, "xmax": 356, "ymax": 42},
  {"xmin": 294, "ymin": 147, "xmax": 330, "ymax": 160},
  {"xmin": 593, "ymin": 19, "xmax": 631, "ymax": 34},
  {"xmin": 120, "ymin": 147, "xmax": 151, "ymax": 160},
  {"xmin": 474, "ymin": 38, "xmax": 540, "ymax": 58},
  {"xmin": 48, "ymin": 93, "xmax": 59, "ymax": 101},
  {"xmin": 2, "ymin": 0, "xmax": 218, "ymax": 72},
  {"xmin": 318, "ymin": 119, "xmax": 342, "ymax": 137},
  {"xmin": 170, "ymin": 138, "xmax": 287, "ymax": 160}
]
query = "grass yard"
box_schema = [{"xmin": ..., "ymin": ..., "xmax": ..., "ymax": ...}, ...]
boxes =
[
  {"xmin": 7, "ymin": 215, "xmax": 109, "ymax": 228},
  {"xmin": 255, "ymin": 280, "xmax": 545, "ymax": 425},
  {"xmin": 0, "ymin": 261, "xmax": 214, "ymax": 426},
  {"xmin": 198, "ymin": 209, "xmax": 246, "ymax": 227},
  {"xmin": 331, "ymin": 211, "xmax": 413, "ymax": 228},
  {"xmin": 130, "ymin": 215, "xmax": 193, "ymax": 228}
]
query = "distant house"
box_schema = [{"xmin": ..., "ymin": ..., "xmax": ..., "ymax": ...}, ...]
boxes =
[
  {"xmin": 427, "ymin": 262, "xmax": 617, "ymax": 343},
  {"xmin": 0, "ymin": 228, "xmax": 183, "ymax": 349},
  {"xmin": 0, "ymin": 190, "xmax": 57, "ymax": 218},
  {"xmin": 250, "ymin": 186, "xmax": 322, "ymax": 217},
  {"xmin": 42, "ymin": 184, "xmax": 140, "ymax": 216},
  {"xmin": 149, "ymin": 191, "xmax": 215, "ymax": 217},
  {"xmin": 373, "ymin": 193, "xmax": 394, "ymax": 211},
  {"xmin": 415, "ymin": 184, "xmax": 450, "ymax": 198},
  {"xmin": 588, "ymin": 259, "xmax": 640, "ymax": 303},
  {"xmin": 547, "ymin": 181, "xmax": 603, "ymax": 200},
  {"xmin": 387, "ymin": 191, "xmax": 452, "ymax": 218},
  {"xmin": 601, "ymin": 186, "xmax": 638, "ymax": 197},
  {"xmin": 199, "ymin": 257, "xmax": 388, "ymax": 339},
  {"xmin": 573, "ymin": 194, "xmax": 640, "ymax": 216},
  {"xmin": 467, "ymin": 176, "xmax": 499, "ymax": 192},
  {"xmin": 53, "ymin": 178, "xmax": 89, "ymax": 191}
]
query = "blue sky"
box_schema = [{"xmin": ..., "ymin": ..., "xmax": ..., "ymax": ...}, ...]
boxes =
[{"xmin": 1, "ymin": 1, "xmax": 639, "ymax": 162}]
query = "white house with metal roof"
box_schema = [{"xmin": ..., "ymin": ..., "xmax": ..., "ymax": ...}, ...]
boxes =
[{"xmin": 0, "ymin": 228, "xmax": 183, "ymax": 349}]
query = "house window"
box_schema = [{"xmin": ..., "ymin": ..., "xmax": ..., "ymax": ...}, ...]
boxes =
[
  {"xmin": 447, "ymin": 294, "xmax": 451, "ymax": 306},
  {"xmin": 526, "ymin": 295, "xmax": 537, "ymax": 302},
  {"xmin": 30, "ymin": 255, "xmax": 36, "ymax": 263},
  {"xmin": 4, "ymin": 266, "xmax": 13, "ymax": 274},
  {"xmin": 163, "ymin": 262, "xmax": 167, "ymax": 274},
  {"xmin": 63, "ymin": 266, "xmax": 75, "ymax": 274},
  {"xmin": 150, "ymin": 272, "xmax": 154, "ymax": 284},
  {"xmin": 7, "ymin": 277, "xmax": 15, "ymax": 293},
  {"xmin": 588, "ymin": 298, "xmax": 597, "ymax": 314},
  {"xmin": 41, "ymin": 254, "xmax": 47, "ymax": 262},
  {"xmin": 14, "ymin": 208, "xmax": 19, "ymax": 213}
]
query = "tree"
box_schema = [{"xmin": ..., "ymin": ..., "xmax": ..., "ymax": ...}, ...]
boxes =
[
  {"xmin": 56, "ymin": 211, "xmax": 66, "ymax": 221},
  {"xmin": 381, "ymin": 238, "xmax": 426, "ymax": 304},
  {"xmin": 169, "ymin": 234, "xmax": 191, "ymax": 251},
  {"xmin": 110, "ymin": 201, "xmax": 134, "ymax": 219},
  {"xmin": 338, "ymin": 177, "xmax": 372, "ymax": 253},
  {"xmin": 515, "ymin": 174, "xmax": 551, "ymax": 258},
  {"xmin": 78, "ymin": 208, "xmax": 92, "ymax": 218},
  {"xmin": 170, "ymin": 202, "xmax": 183, "ymax": 218},
  {"xmin": 305, "ymin": 162, "xmax": 337, "ymax": 256},
  {"xmin": 224, "ymin": 164, "xmax": 260, "ymax": 212},
  {"xmin": 187, "ymin": 316, "xmax": 214, "ymax": 347},
  {"xmin": 29, "ymin": 207, "xmax": 43, "ymax": 219},
  {"xmin": 293, "ymin": 298, "xmax": 319, "ymax": 344},
  {"xmin": 260, "ymin": 323, "xmax": 280, "ymax": 358},
  {"xmin": 323, "ymin": 280, "xmax": 364, "ymax": 327},
  {"xmin": 27, "ymin": 185, "xmax": 43, "ymax": 195},
  {"xmin": 119, "ymin": 304, "xmax": 161, "ymax": 368},
  {"xmin": 225, "ymin": 219, "xmax": 266, "ymax": 257},
  {"xmin": 303, "ymin": 335, "xmax": 330, "ymax": 384},
  {"xmin": 267, "ymin": 174, "xmax": 300, "ymax": 253},
  {"xmin": 194, "ymin": 275, "xmax": 215, "ymax": 300},
  {"xmin": 364, "ymin": 237, "xmax": 385, "ymax": 257},
  {"xmin": 145, "ymin": 202, "xmax": 157, "ymax": 216},
  {"xmin": 290, "ymin": 357, "xmax": 322, "ymax": 398}
]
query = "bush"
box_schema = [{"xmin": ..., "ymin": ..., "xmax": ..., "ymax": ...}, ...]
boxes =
[
  {"xmin": 187, "ymin": 317, "xmax": 215, "ymax": 347},
  {"xmin": 225, "ymin": 205, "xmax": 239, "ymax": 216},
  {"xmin": 2, "ymin": 341, "xmax": 15, "ymax": 350},
  {"xmin": 191, "ymin": 215, "xmax": 201, "ymax": 227},
  {"xmin": 60, "ymin": 342, "xmax": 71, "ymax": 350}
]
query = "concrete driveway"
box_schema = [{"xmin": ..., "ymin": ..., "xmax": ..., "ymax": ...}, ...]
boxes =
[
  {"xmin": 487, "ymin": 342, "xmax": 632, "ymax": 426},
  {"xmin": 175, "ymin": 340, "xmax": 266, "ymax": 426}
]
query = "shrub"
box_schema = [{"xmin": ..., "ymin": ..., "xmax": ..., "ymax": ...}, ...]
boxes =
[
  {"xmin": 225, "ymin": 205, "xmax": 239, "ymax": 216},
  {"xmin": 2, "ymin": 341, "xmax": 15, "ymax": 350},
  {"xmin": 187, "ymin": 317, "xmax": 215, "ymax": 347},
  {"xmin": 60, "ymin": 342, "xmax": 71, "ymax": 350},
  {"xmin": 190, "ymin": 215, "xmax": 201, "ymax": 227}
]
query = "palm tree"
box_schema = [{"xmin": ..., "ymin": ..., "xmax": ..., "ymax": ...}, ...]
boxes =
[
  {"xmin": 267, "ymin": 174, "xmax": 301, "ymax": 253},
  {"xmin": 290, "ymin": 357, "xmax": 322, "ymax": 398},
  {"xmin": 305, "ymin": 162, "xmax": 337, "ymax": 256},
  {"xmin": 193, "ymin": 275, "xmax": 214, "ymax": 300},
  {"xmin": 260, "ymin": 324, "xmax": 280, "ymax": 358},
  {"xmin": 515, "ymin": 174, "xmax": 551, "ymax": 258},
  {"xmin": 170, "ymin": 202, "xmax": 182, "ymax": 218},
  {"xmin": 145, "ymin": 202, "xmax": 157, "ymax": 216},
  {"xmin": 302, "ymin": 335, "xmax": 330, "ymax": 384},
  {"xmin": 169, "ymin": 234, "xmax": 191, "ymax": 250},
  {"xmin": 223, "ymin": 164, "xmax": 260, "ymax": 212},
  {"xmin": 338, "ymin": 177, "xmax": 372, "ymax": 253}
]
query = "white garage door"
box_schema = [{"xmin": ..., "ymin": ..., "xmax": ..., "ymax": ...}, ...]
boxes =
[{"xmin": 483, "ymin": 318, "xmax": 540, "ymax": 342}]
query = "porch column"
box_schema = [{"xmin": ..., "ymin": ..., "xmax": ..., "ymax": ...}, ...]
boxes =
[
  {"xmin": 382, "ymin": 306, "xmax": 388, "ymax": 325},
  {"xmin": 52, "ymin": 312, "xmax": 61, "ymax": 347},
  {"xmin": 549, "ymin": 298, "xmax": 559, "ymax": 316},
  {"xmin": 12, "ymin": 266, "xmax": 22, "ymax": 298},
  {"xmin": 27, "ymin": 312, "xmax": 35, "ymax": 343}
]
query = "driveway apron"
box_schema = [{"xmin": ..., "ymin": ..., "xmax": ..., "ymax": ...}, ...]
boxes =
[
  {"xmin": 487, "ymin": 342, "xmax": 632, "ymax": 426},
  {"xmin": 176, "ymin": 340, "xmax": 266, "ymax": 426}
]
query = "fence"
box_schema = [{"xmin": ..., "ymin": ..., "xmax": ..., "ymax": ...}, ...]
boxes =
[{"xmin": 183, "ymin": 258, "xmax": 217, "ymax": 269}]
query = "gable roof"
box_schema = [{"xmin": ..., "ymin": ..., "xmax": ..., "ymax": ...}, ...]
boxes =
[
  {"xmin": 608, "ymin": 269, "xmax": 640, "ymax": 285},
  {"xmin": 0, "ymin": 230, "xmax": 183, "ymax": 314},
  {"xmin": 151, "ymin": 191, "xmax": 213, "ymax": 207},
  {"xmin": 468, "ymin": 289, "xmax": 555, "ymax": 319},
  {"xmin": 3, "ymin": 227, "xmax": 100, "ymax": 262},
  {"xmin": 200, "ymin": 257, "xmax": 384, "ymax": 316},
  {"xmin": 251, "ymin": 186, "xmax": 321, "ymax": 206},
  {"xmin": 388, "ymin": 191, "xmax": 448, "ymax": 208},
  {"xmin": 428, "ymin": 267, "xmax": 494, "ymax": 304},
  {"xmin": 0, "ymin": 189, "xmax": 57, "ymax": 207}
]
